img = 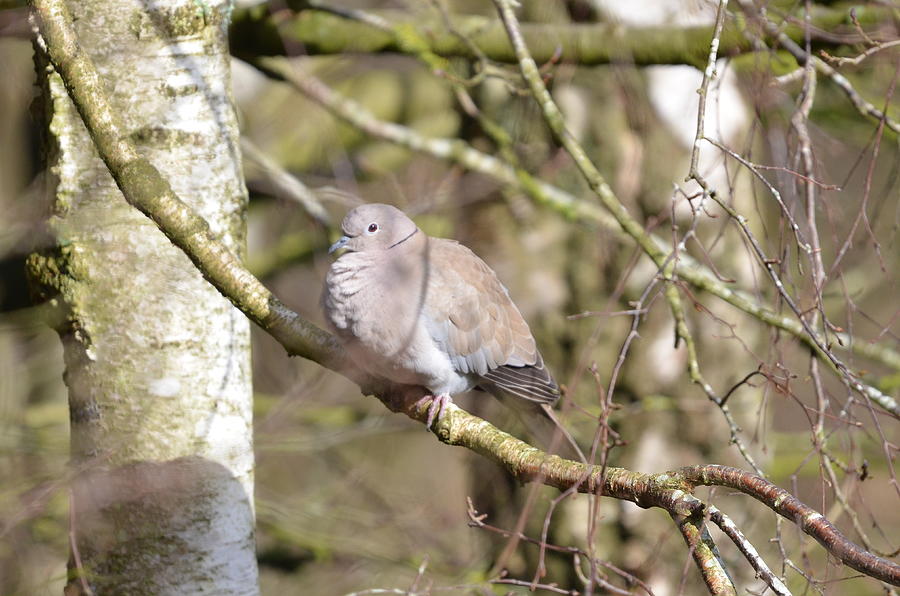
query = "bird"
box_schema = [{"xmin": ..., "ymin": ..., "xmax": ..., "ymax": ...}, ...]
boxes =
[{"xmin": 321, "ymin": 203, "xmax": 567, "ymax": 441}]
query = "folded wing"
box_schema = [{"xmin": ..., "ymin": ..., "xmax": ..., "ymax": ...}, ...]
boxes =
[{"xmin": 424, "ymin": 239, "xmax": 559, "ymax": 405}]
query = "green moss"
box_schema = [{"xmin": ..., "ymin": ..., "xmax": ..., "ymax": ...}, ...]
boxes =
[
  {"xmin": 127, "ymin": 10, "xmax": 143, "ymax": 39},
  {"xmin": 732, "ymin": 50, "xmax": 799, "ymax": 77},
  {"xmin": 290, "ymin": 11, "xmax": 394, "ymax": 55},
  {"xmin": 25, "ymin": 243, "xmax": 81, "ymax": 306},
  {"xmin": 877, "ymin": 372, "xmax": 900, "ymax": 394},
  {"xmin": 393, "ymin": 23, "xmax": 451, "ymax": 74},
  {"xmin": 161, "ymin": 4, "xmax": 217, "ymax": 37},
  {"xmin": 130, "ymin": 126, "xmax": 206, "ymax": 148}
]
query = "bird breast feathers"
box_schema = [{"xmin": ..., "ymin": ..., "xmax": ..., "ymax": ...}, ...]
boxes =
[{"xmin": 324, "ymin": 237, "xmax": 539, "ymax": 381}]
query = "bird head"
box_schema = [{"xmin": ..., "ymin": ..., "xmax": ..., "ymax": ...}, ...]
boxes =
[{"xmin": 329, "ymin": 203, "xmax": 419, "ymax": 254}]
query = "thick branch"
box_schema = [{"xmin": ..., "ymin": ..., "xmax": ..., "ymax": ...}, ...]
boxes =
[
  {"xmin": 229, "ymin": 6, "xmax": 895, "ymax": 68},
  {"xmin": 31, "ymin": 0, "xmax": 900, "ymax": 590},
  {"xmin": 670, "ymin": 510, "xmax": 737, "ymax": 596},
  {"xmin": 680, "ymin": 465, "xmax": 900, "ymax": 586},
  {"xmin": 30, "ymin": 0, "xmax": 344, "ymax": 374},
  {"xmin": 253, "ymin": 57, "xmax": 900, "ymax": 408}
]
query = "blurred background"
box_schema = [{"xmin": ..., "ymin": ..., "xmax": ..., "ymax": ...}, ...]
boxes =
[{"xmin": 1, "ymin": 0, "xmax": 898, "ymax": 594}]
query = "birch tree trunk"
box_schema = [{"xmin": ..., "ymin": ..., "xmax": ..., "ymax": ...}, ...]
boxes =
[{"xmin": 28, "ymin": 1, "xmax": 257, "ymax": 593}]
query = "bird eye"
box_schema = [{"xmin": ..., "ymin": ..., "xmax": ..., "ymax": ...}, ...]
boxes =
[{"xmin": 367, "ymin": 223, "xmax": 378, "ymax": 233}]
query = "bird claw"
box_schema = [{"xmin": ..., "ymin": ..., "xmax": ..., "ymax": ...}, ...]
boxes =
[{"xmin": 415, "ymin": 393, "xmax": 452, "ymax": 430}]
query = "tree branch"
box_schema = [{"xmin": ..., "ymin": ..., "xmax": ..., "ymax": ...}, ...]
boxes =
[
  {"xmin": 735, "ymin": 0, "xmax": 900, "ymax": 135},
  {"xmin": 229, "ymin": 5, "xmax": 896, "ymax": 68},
  {"xmin": 706, "ymin": 505, "xmax": 791, "ymax": 596},
  {"xmin": 492, "ymin": 0, "xmax": 897, "ymax": 419},
  {"xmin": 251, "ymin": 56, "xmax": 900, "ymax": 414},
  {"xmin": 30, "ymin": 0, "xmax": 344, "ymax": 374},
  {"xmin": 670, "ymin": 508, "xmax": 737, "ymax": 596},
  {"xmin": 30, "ymin": 0, "xmax": 900, "ymax": 591},
  {"xmin": 680, "ymin": 465, "xmax": 900, "ymax": 586}
]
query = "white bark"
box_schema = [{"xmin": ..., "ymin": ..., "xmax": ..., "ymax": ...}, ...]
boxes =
[{"xmin": 31, "ymin": 1, "xmax": 257, "ymax": 593}]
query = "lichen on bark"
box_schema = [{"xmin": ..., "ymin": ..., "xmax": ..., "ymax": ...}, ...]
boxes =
[{"xmin": 30, "ymin": 0, "xmax": 258, "ymax": 593}]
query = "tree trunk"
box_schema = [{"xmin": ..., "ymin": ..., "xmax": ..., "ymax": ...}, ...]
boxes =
[{"xmin": 28, "ymin": 1, "xmax": 257, "ymax": 593}]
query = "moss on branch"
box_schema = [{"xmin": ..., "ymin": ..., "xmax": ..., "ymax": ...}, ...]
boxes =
[
  {"xmin": 30, "ymin": 0, "xmax": 900, "ymax": 590},
  {"xmin": 230, "ymin": 6, "xmax": 893, "ymax": 67}
]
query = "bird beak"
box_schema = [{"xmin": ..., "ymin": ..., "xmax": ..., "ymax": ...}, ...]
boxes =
[{"xmin": 328, "ymin": 235, "xmax": 351, "ymax": 254}]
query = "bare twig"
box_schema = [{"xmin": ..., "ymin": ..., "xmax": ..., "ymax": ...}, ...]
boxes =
[
  {"xmin": 240, "ymin": 137, "xmax": 331, "ymax": 226},
  {"xmin": 687, "ymin": 0, "xmax": 729, "ymax": 185},
  {"xmin": 707, "ymin": 505, "xmax": 791, "ymax": 595},
  {"xmin": 253, "ymin": 56, "xmax": 900, "ymax": 389},
  {"xmin": 469, "ymin": 499, "xmax": 656, "ymax": 595},
  {"xmin": 820, "ymin": 39, "xmax": 900, "ymax": 67},
  {"xmin": 30, "ymin": 0, "xmax": 900, "ymax": 591},
  {"xmin": 68, "ymin": 489, "xmax": 95, "ymax": 596},
  {"xmin": 736, "ymin": 0, "xmax": 900, "ymax": 134},
  {"xmin": 681, "ymin": 465, "xmax": 900, "ymax": 585},
  {"xmin": 490, "ymin": 577, "xmax": 579, "ymax": 595},
  {"xmin": 703, "ymin": 137, "xmax": 811, "ymax": 255}
]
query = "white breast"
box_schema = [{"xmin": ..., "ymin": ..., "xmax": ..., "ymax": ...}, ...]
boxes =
[{"xmin": 323, "ymin": 254, "xmax": 476, "ymax": 396}]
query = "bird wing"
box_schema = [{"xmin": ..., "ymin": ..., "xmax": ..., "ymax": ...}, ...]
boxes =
[{"xmin": 424, "ymin": 238, "xmax": 559, "ymax": 404}]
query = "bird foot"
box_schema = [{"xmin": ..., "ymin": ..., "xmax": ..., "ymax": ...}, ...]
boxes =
[{"xmin": 415, "ymin": 393, "xmax": 453, "ymax": 429}]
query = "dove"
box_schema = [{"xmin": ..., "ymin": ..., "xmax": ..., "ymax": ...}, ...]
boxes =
[{"xmin": 321, "ymin": 203, "xmax": 562, "ymax": 434}]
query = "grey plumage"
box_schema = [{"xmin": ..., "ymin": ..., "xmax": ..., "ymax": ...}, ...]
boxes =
[{"xmin": 321, "ymin": 203, "xmax": 559, "ymax": 427}]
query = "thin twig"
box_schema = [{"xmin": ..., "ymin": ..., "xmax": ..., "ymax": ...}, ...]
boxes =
[
  {"xmin": 707, "ymin": 505, "xmax": 792, "ymax": 596},
  {"xmin": 240, "ymin": 137, "xmax": 331, "ymax": 226},
  {"xmin": 31, "ymin": 1, "xmax": 900, "ymax": 590},
  {"xmin": 68, "ymin": 489, "xmax": 95, "ymax": 596},
  {"xmin": 687, "ymin": 0, "xmax": 729, "ymax": 184},
  {"xmin": 703, "ymin": 137, "xmax": 811, "ymax": 255},
  {"xmin": 736, "ymin": 0, "xmax": 900, "ymax": 134},
  {"xmin": 252, "ymin": 57, "xmax": 900, "ymax": 389},
  {"xmin": 820, "ymin": 39, "xmax": 900, "ymax": 67}
]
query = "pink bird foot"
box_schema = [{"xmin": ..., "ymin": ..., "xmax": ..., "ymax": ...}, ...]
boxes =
[{"xmin": 415, "ymin": 393, "xmax": 453, "ymax": 429}]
